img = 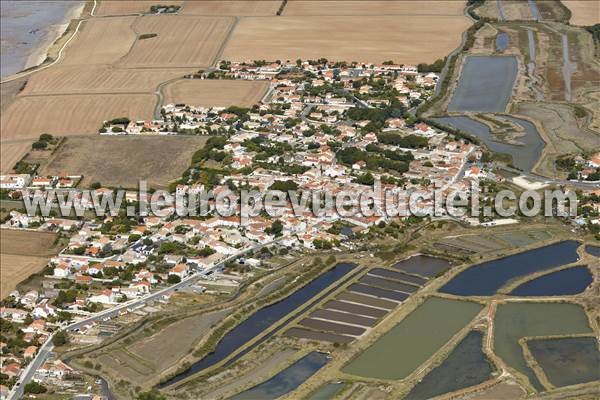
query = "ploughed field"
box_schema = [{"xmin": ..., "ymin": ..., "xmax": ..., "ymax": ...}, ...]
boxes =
[
  {"xmin": 0, "ymin": 229, "xmax": 60, "ymax": 297},
  {"xmin": 163, "ymin": 79, "xmax": 269, "ymax": 108},
  {"xmin": 40, "ymin": 135, "xmax": 209, "ymax": 189}
]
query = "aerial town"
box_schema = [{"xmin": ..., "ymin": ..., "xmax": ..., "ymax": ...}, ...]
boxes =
[{"xmin": 0, "ymin": 1, "xmax": 599, "ymax": 400}]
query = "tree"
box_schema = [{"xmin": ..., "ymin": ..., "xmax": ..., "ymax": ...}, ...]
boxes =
[
  {"xmin": 24, "ymin": 381, "xmax": 47, "ymax": 394},
  {"xmin": 167, "ymin": 274, "xmax": 181, "ymax": 284},
  {"xmin": 31, "ymin": 141, "xmax": 48, "ymax": 150},
  {"xmin": 52, "ymin": 330, "xmax": 68, "ymax": 346},
  {"xmin": 269, "ymin": 180, "xmax": 298, "ymax": 192},
  {"xmin": 354, "ymin": 172, "xmax": 375, "ymax": 186},
  {"xmin": 39, "ymin": 133, "xmax": 54, "ymax": 142},
  {"xmin": 265, "ymin": 220, "xmax": 283, "ymax": 237},
  {"xmin": 90, "ymin": 182, "xmax": 102, "ymax": 190}
]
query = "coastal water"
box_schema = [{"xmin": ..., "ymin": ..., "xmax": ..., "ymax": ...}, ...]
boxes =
[
  {"xmin": 231, "ymin": 352, "xmax": 330, "ymax": 400},
  {"xmin": 447, "ymin": 56, "xmax": 518, "ymax": 112},
  {"xmin": 0, "ymin": 1, "xmax": 82, "ymax": 78},
  {"xmin": 510, "ymin": 266, "xmax": 592, "ymax": 296},
  {"xmin": 405, "ymin": 331, "xmax": 493, "ymax": 400},
  {"xmin": 160, "ymin": 263, "xmax": 356, "ymax": 387},
  {"xmin": 432, "ymin": 115, "xmax": 544, "ymax": 173},
  {"xmin": 439, "ymin": 241, "xmax": 580, "ymax": 296}
]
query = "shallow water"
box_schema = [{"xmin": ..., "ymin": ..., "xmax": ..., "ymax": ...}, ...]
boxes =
[
  {"xmin": 585, "ymin": 245, "xmax": 600, "ymax": 257},
  {"xmin": 232, "ymin": 352, "xmax": 330, "ymax": 400},
  {"xmin": 309, "ymin": 382, "xmax": 345, "ymax": 400},
  {"xmin": 494, "ymin": 302, "xmax": 592, "ymax": 391},
  {"xmin": 527, "ymin": 337, "xmax": 600, "ymax": 388},
  {"xmin": 527, "ymin": 0, "xmax": 541, "ymax": 21},
  {"xmin": 342, "ymin": 297, "xmax": 482, "ymax": 380},
  {"xmin": 448, "ymin": 56, "xmax": 518, "ymax": 113},
  {"xmin": 495, "ymin": 32, "xmax": 509, "ymax": 51},
  {"xmin": 0, "ymin": 1, "xmax": 81, "ymax": 78},
  {"xmin": 510, "ymin": 266, "xmax": 592, "ymax": 296},
  {"xmin": 432, "ymin": 115, "xmax": 544, "ymax": 173},
  {"xmin": 392, "ymin": 255, "xmax": 451, "ymax": 278},
  {"xmin": 405, "ymin": 331, "xmax": 493, "ymax": 400},
  {"xmin": 439, "ymin": 240, "xmax": 580, "ymax": 296}
]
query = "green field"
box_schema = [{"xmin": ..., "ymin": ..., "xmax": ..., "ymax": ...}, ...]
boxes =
[
  {"xmin": 494, "ymin": 302, "xmax": 592, "ymax": 391},
  {"xmin": 342, "ymin": 297, "xmax": 483, "ymax": 380}
]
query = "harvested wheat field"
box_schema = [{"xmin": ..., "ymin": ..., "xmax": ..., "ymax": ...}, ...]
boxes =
[
  {"xmin": 0, "ymin": 78, "xmax": 28, "ymax": 112},
  {"xmin": 163, "ymin": 79, "xmax": 269, "ymax": 107},
  {"xmin": 41, "ymin": 136, "xmax": 209, "ymax": 189},
  {"xmin": 182, "ymin": 0, "xmax": 280, "ymax": 16},
  {"xmin": 562, "ymin": 1, "xmax": 600, "ymax": 26},
  {"xmin": 22, "ymin": 66, "xmax": 193, "ymax": 95},
  {"xmin": 0, "ymin": 94, "xmax": 156, "ymax": 140},
  {"xmin": 0, "ymin": 142, "xmax": 31, "ymax": 174},
  {"xmin": 61, "ymin": 17, "xmax": 137, "ymax": 65},
  {"xmin": 283, "ymin": 0, "xmax": 465, "ymax": 16},
  {"xmin": 94, "ymin": 0, "xmax": 183, "ymax": 16},
  {"xmin": 221, "ymin": 15, "xmax": 470, "ymax": 64},
  {"xmin": 0, "ymin": 255, "xmax": 49, "ymax": 298},
  {"xmin": 119, "ymin": 15, "xmax": 234, "ymax": 68},
  {"xmin": 0, "ymin": 229, "xmax": 60, "ymax": 297}
]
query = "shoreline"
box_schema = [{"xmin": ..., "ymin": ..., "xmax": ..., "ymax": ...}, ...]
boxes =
[{"xmin": 22, "ymin": 1, "xmax": 86, "ymax": 72}]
